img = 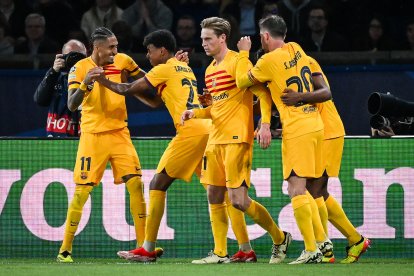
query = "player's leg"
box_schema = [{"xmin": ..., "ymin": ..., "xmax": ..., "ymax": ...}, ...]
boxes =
[
  {"xmin": 57, "ymin": 184, "xmax": 93, "ymax": 263},
  {"xmin": 143, "ymin": 172, "xmax": 175, "ymax": 251},
  {"xmin": 120, "ymin": 172, "xmax": 175, "ymax": 262},
  {"xmin": 306, "ymin": 176, "xmax": 329, "ymax": 234},
  {"xmin": 109, "ymin": 128, "xmax": 147, "ymax": 250},
  {"xmin": 307, "ymin": 175, "xmax": 334, "ymax": 263},
  {"xmin": 283, "ymin": 131, "xmax": 324, "ymax": 264},
  {"xmin": 323, "ymin": 137, "xmax": 371, "ymax": 263},
  {"xmin": 224, "ymin": 191, "xmax": 256, "ymax": 263},
  {"xmin": 123, "ymin": 174, "xmax": 146, "ymax": 248},
  {"xmin": 192, "ymin": 144, "xmax": 230, "ymax": 264},
  {"xmin": 225, "ymin": 143, "xmax": 288, "ymax": 264},
  {"xmin": 58, "ymin": 132, "xmax": 108, "ymax": 262}
]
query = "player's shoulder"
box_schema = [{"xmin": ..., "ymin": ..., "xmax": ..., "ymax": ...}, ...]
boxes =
[
  {"xmin": 287, "ymin": 41, "xmax": 305, "ymax": 50},
  {"xmin": 74, "ymin": 56, "xmax": 91, "ymax": 67}
]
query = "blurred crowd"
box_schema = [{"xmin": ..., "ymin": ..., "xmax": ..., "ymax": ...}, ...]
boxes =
[{"xmin": 1, "ymin": 0, "xmax": 414, "ymax": 56}]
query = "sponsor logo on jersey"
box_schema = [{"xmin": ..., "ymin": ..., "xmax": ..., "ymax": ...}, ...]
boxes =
[
  {"xmin": 302, "ymin": 105, "xmax": 317, "ymax": 113},
  {"xmin": 212, "ymin": 92, "xmax": 229, "ymax": 101}
]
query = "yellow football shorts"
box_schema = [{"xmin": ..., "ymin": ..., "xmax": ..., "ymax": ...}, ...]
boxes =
[
  {"xmin": 201, "ymin": 142, "xmax": 252, "ymax": 188},
  {"xmin": 156, "ymin": 133, "xmax": 209, "ymax": 182},
  {"xmin": 282, "ymin": 129, "xmax": 324, "ymax": 179},
  {"xmin": 73, "ymin": 127, "xmax": 141, "ymax": 185},
  {"xmin": 323, "ymin": 136, "xmax": 344, "ymax": 177}
]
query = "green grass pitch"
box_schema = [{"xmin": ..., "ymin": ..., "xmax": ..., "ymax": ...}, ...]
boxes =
[{"xmin": 1, "ymin": 258, "xmax": 413, "ymax": 276}]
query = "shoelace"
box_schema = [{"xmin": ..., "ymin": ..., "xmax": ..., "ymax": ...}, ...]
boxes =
[{"xmin": 271, "ymin": 244, "xmax": 280, "ymax": 256}]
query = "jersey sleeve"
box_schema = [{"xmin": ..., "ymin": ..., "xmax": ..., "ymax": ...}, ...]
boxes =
[
  {"xmin": 235, "ymin": 50, "xmax": 256, "ymax": 88},
  {"xmin": 308, "ymin": 56, "xmax": 330, "ymax": 87},
  {"xmin": 144, "ymin": 64, "xmax": 169, "ymax": 94},
  {"xmin": 249, "ymin": 84, "xmax": 272, "ymax": 124},
  {"xmin": 308, "ymin": 56, "xmax": 322, "ymax": 75},
  {"xmin": 121, "ymin": 53, "xmax": 141, "ymax": 77},
  {"xmin": 67, "ymin": 62, "xmax": 85, "ymax": 90}
]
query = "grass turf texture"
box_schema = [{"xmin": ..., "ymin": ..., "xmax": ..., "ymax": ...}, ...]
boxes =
[{"xmin": 1, "ymin": 258, "xmax": 413, "ymax": 276}]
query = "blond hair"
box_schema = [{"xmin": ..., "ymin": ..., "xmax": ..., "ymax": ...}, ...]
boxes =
[{"xmin": 200, "ymin": 17, "xmax": 231, "ymax": 40}]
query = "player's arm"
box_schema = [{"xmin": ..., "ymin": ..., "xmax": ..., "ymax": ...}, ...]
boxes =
[
  {"xmin": 96, "ymin": 75, "xmax": 163, "ymax": 108},
  {"xmin": 250, "ymin": 84, "xmax": 272, "ymax": 148},
  {"xmin": 68, "ymin": 67, "xmax": 104, "ymax": 112},
  {"xmin": 128, "ymin": 69, "xmax": 146, "ymax": 81},
  {"xmin": 281, "ymin": 74, "xmax": 332, "ymax": 106},
  {"xmin": 235, "ymin": 37, "xmax": 261, "ymax": 89}
]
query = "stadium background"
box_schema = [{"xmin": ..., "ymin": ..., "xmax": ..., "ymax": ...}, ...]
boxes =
[
  {"xmin": 1, "ymin": 56, "xmax": 414, "ymax": 136},
  {"xmin": 0, "ymin": 138, "xmax": 413, "ymax": 259}
]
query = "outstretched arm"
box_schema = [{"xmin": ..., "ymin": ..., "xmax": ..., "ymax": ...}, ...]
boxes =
[{"xmin": 96, "ymin": 75, "xmax": 163, "ymax": 108}]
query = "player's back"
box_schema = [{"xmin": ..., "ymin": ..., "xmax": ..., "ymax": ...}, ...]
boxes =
[
  {"xmin": 145, "ymin": 58, "xmax": 210, "ymax": 137},
  {"xmin": 256, "ymin": 42, "xmax": 323, "ymax": 139},
  {"xmin": 68, "ymin": 53, "xmax": 140, "ymax": 133}
]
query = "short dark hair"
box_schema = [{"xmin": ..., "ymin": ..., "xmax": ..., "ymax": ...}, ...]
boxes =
[
  {"xmin": 259, "ymin": 15, "xmax": 287, "ymax": 38},
  {"xmin": 143, "ymin": 29, "xmax": 177, "ymax": 53},
  {"xmin": 90, "ymin": 27, "xmax": 114, "ymax": 45}
]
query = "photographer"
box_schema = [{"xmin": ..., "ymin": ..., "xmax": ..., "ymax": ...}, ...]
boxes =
[
  {"xmin": 368, "ymin": 92, "xmax": 414, "ymax": 137},
  {"xmin": 34, "ymin": 39, "xmax": 87, "ymax": 137}
]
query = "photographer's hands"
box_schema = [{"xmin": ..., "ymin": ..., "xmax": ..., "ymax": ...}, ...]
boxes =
[{"xmin": 53, "ymin": 54, "xmax": 65, "ymax": 72}]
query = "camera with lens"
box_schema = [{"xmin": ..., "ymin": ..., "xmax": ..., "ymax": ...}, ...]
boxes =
[
  {"xmin": 61, "ymin": 51, "xmax": 86, "ymax": 72},
  {"xmin": 368, "ymin": 92, "xmax": 414, "ymax": 134}
]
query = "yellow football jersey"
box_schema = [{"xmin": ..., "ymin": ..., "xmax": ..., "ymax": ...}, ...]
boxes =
[
  {"xmin": 68, "ymin": 53, "xmax": 140, "ymax": 133},
  {"xmin": 308, "ymin": 57, "xmax": 345, "ymax": 139},
  {"xmin": 237, "ymin": 42, "xmax": 324, "ymax": 140},
  {"xmin": 193, "ymin": 50, "xmax": 271, "ymax": 145},
  {"xmin": 145, "ymin": 57, "xmax": 210, "ymax": 137}
]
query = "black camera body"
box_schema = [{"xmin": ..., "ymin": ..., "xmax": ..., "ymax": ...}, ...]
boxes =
[
  {"xmin": 368, "ymin": 92, "xmax": 414, "ymax": 133},
  {"xmin": 61, "ymin": 51, "xmax": 86, "ymax": 72}
]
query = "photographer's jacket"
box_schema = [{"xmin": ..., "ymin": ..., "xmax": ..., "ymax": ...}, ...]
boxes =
[{"xmin": 34, "ymin": 68, "xmax": 80, "ymax": 137}]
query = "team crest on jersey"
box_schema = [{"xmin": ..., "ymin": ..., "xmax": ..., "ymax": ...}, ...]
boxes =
[
  {"xmin": 80, "ymin": 172, "xmax": 88, "ymax": 180},
  {"xmin": 211, "ymin": 78, "xmax": 216, "ymax": 88}
]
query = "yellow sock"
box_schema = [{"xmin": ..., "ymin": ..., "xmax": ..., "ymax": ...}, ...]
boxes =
[
  {"xmin": 225, "ymin": 192, "xmax": 250, "ymax": 246},
  {"xmin": 126, "ymin": 177, "xmax": 147, "ymax": 247},
  {"xmin": 60, "ymin": 185, "xmax": 92, "ymax": 253},
  {"xmin": 315, "ymin": 196, "xmax": 329, "ymax": 235},
  {"xmin": 306, "ymin": 191, "xmax": 326, "ymax": 242},
  {"xmin": 292, "ymin": 195, "xmax": 316, "ymax": 251},
  {"xmin": 210, "ymin": 203, "xmax": 228, "ymax": 257},
  {"xmin": 245, "ymin": 200, "xmax": 284, "ymax": 245},
  {"xmin": 325, "ymin": 195, "xmax": 361, "ymax": 245},
  {"xmin": 145, "ymin": 190, "xmax": 166, "ymax": 243}
]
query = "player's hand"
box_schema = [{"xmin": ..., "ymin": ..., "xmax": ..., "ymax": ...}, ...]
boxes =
[
  {"xmin": 198, "ymin": 88, "xmax": 212, "ymax": 106},
  {"xmin": 175, "ymin": 50, "xmax": 189, "ymax": 64},
  {"xmin": 281, "ymin": 88, "xmax": 303, "ymax": 106},
  {"xmin": 181, "ymin": 110, "xmax": 195, "ymax": 125},
  {"xmin": 85, "ymin": 67, "xmax": 104, "ymax": 85},
  {"xmin": 257, "ymin": 122, "xmax": 271, "ymax": 149},
  {"xmin": 237, "ymin": 36, "xmax": 252, "ymax": 52},
  {"xmin": 52, "ymin": 54, "xmax": 65, "ymax": 72}
]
